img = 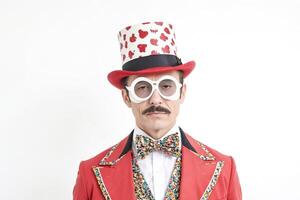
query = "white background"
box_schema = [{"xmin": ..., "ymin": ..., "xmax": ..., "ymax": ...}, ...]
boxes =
[{"xmin": 1, "ymin": 0, "xmax": 299, "ymax": 199}]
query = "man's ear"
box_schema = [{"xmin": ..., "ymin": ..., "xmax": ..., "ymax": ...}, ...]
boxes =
[
  {"xmin": 179, "ymin": 84, "xmax": 186, "ymax": 104},
  {"xmin": 121, "ymin": 89, "xmax": 132, "ymax": 108}
]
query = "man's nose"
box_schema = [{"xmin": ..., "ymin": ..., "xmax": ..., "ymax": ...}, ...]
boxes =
[{"xmin": 149, "ymin": 89, "xmax": 163, "ymax": 105}]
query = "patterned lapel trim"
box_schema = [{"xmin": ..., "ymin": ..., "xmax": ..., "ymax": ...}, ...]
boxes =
[
  {"xmin": 98, "ymin": 131, "xmax": 134, "ymax": 166},
  {"xmin": 98, "ymin": 128, "xmax": 215, "ymax": 166},
  {"xmin": 98, "ymin": 143, "xmax": 126, "ymax": 166},
  {"xmin": 180, "ymin": 128, "xmax": 225, "ymax": 199},
  {"xmin": 200, "ymin": 161, "xmax": 225, "ymax": 200},
  {"xmin": 192, "ymin": 140, "xmax": 215, "ymax": 161},
  {"xmin": 132, "ymin": 155, "xmax": 182, "ymax": 200},
  {"xmin": 92, "ymin": 128, "xmax": 222, "ymax": 200},
  {"xmin": 92, "ymin": 132, "xmax": 134, "ymax": 200},
  {"xmin": 92, "ymin": 167, "xmax": 112, "ymax": 200},
  {"xmin": 179, "ymin": 127, "xmax": 215, "ymax": 161},
  {"xmin": 163, "ymin": 156, "xmax": 182, "ymax": 200},
  {"xmin": 132, "ymin": 157, "xmax": 155, "ymax": 200},
  {"xmin": 92, "ymin": 143, "xmax": 123, "ymax": 200}
]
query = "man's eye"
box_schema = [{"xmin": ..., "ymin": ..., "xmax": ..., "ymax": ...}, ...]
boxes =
[
  {"xmin": 138, "ymin": 85, "xmax": 148, "ymax": 90},
  {"xmin": 162, "ymin": 85, "xmax": 172, "ymax": 89}
]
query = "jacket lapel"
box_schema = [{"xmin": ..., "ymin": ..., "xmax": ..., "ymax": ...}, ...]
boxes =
[
  {"xmin": 92, "ymin": 129, "xmax": 224, "ymax": 200},
  {"xmin": 92, "ymin": 131, "xmax": 136, "ymax": 200},
  {"xmin": 179, "ymin": 129, "xmax": 224, "ymax": 200}
]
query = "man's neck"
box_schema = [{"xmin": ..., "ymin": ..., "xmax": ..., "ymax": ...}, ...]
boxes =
[{"xmin": 136, "ymin": 122, "xmax": 177, "ymax": 140}]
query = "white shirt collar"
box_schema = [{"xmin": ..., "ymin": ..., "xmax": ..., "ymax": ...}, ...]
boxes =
[{"xmin": 132, "ymin": 123, "xmax": 182, "ymax": 158}]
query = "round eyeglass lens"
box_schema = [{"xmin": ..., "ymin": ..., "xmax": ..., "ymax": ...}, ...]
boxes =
[
  {"xmin": 158, "ymin": 79, "xmax": 177, "ymax": 96},
  {"xmin": 134, "ymin": 81, "xmax": 153, "ymax": 98}
]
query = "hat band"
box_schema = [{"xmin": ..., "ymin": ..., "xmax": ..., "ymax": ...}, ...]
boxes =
[{"xmin": 122, "ymin": 54, "xmax": 182, "ymax": 71}]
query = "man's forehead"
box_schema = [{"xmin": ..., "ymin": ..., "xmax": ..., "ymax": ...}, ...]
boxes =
[{"xmin": 127, "ymin": 71, "xmax": 180, "ymax": 82}]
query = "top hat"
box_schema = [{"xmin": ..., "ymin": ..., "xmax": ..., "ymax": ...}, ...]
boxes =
[{"xmin": 107, "ymin": 21, "xmax": 196, "ymax": 89}]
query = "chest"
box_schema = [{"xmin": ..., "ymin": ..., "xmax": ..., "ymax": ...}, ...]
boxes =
[{"xmin": 132, "ymin": 155, "xmax": 182, "ymax": 200}]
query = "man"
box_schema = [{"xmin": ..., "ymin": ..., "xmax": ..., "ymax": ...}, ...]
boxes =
[{"xmin": 73, "ymin": 21, "xmax": 242, "ymax": 200}]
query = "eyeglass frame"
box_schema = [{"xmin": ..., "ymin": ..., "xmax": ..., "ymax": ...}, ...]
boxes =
[{"xmin": 125, "ymin": 75, "xmax": 183, "ymax": 103}]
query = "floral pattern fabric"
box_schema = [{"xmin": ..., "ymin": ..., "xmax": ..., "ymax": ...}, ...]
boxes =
[
  {"xmin": 135, "ymin": 133, "xmax": 181, "ymax": 159},
  {"xmin": 132, "ymin": 155, "xmax": 182, "ymax": 200}
]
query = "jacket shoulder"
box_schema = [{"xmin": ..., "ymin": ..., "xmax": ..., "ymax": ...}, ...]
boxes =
[
  {"xmin": 185, "ymin": 133, "xmax": 242, "ymax": 199},
  {"xmin": 73, "ymin": 135, "xmax": 130, "ymax": 200},
  {"xmin": 79, "ymin": 132, "xmax": 131, "ymax": 168},
  {"xmin": 184, "ymin": 132, "xmax": 232, "ymax": 161},
  {"xmin": 80, "ymin": 146, "xmax": 113, "ymax": 168}
]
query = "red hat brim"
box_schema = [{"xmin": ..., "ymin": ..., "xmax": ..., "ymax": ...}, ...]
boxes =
[{"xmin": 107, "ymin": 60, "xmax": 196, "ymax": 89}]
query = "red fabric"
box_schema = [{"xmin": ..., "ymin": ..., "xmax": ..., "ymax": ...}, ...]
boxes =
[
  {"xmin": 73, "ymin": 133, "xmax": 242, "ymax": 200},
  {"xmin": 107, "ymin": 61, "xmax": 195, "ymax": 89}
]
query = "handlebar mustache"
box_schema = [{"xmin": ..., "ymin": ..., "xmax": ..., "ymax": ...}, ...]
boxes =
[{"xmin": 142, "ymin": 106, "xmax": 171, "ymax": 115}]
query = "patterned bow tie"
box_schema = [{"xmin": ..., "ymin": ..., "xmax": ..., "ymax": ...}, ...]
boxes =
[{"xmin": 135, "ymin": 133, "xmax": 181, "ymax": 159}]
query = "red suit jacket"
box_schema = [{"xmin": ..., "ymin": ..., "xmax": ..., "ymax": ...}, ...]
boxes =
[{"xmin": 73, "ymin": 129, "xmax": 242, "ymax": 200}]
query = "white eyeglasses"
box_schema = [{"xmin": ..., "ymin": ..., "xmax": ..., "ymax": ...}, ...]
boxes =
[{"xmin": 125, "ymin": 75, "xmax": 182, "ymax": 103}]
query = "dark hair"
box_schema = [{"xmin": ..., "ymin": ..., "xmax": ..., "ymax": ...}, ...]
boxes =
[{"xmin": 121, "ymin": 76, "xmax": 129, "ymax": 88}]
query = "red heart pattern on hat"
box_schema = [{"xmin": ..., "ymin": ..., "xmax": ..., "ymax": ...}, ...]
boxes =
[
  {"xmin": 150, "ymin": 29, "xmax": 158, "ymax": 33},
  {"xmin": 150, "ymin": 39, "xmax": 158, "ymax": 46},
  {"xmin": 160, "ymin": 33, "xmax": 168, "ymax": 41},
  {"xmin": 130, "ymin": 34, "xmax": 137, "ymax": 42},
  {"xmin": 128, "ymin": 51, "xmax": 134, "ymax": 59},
  {"xmin": 138, "ymin": 29, "xmax": 148, "ymax": 39},
  {"xmin": 155, "ymin": 22, "xmax": 163, "ymax": 26},
  {"xmin": 162, "ymin": 45, "xmax": 170, "ymax": 53},
  {"xmin": 137, "ymin": 44, "xmax": 147, "ymax": 52},
  {"xmin": 164, "ymin": 27, "xmax": 170, "ymax": 34},
  {"xmin": 118, "ymin": 22, "xmax": 178, "ymax": 64},
  {"xmin": 171, "ymin": 39, "xmax": 175, "ymax": 46},
  {"xmin": 151, "ymin": 50, "xmax": 158, "ymax": 55}
]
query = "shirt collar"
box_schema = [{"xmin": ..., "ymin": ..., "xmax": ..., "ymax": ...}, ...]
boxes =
[{"xmin": 132, "ymin": 123, "xmax": 182, "ymax": 158}]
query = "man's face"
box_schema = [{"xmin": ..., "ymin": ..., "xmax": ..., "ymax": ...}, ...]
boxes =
[{"xmin": 121, "ymin": 71, "xmax": 186, "ymax": 138}]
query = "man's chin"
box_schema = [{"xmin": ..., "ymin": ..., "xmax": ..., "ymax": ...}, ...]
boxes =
[{"xmin": 141, "ymin": 120, "xmax": 168, "ymax": 130}]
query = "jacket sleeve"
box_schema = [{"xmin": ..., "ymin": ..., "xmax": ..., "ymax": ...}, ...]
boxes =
[
  {"xmin": 73, "ymin": 161, "xmax": 89, "ymax": 200},
  {"xmin": 227, "ymin": 156, "xmax": 242, "ymax": 200}
]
